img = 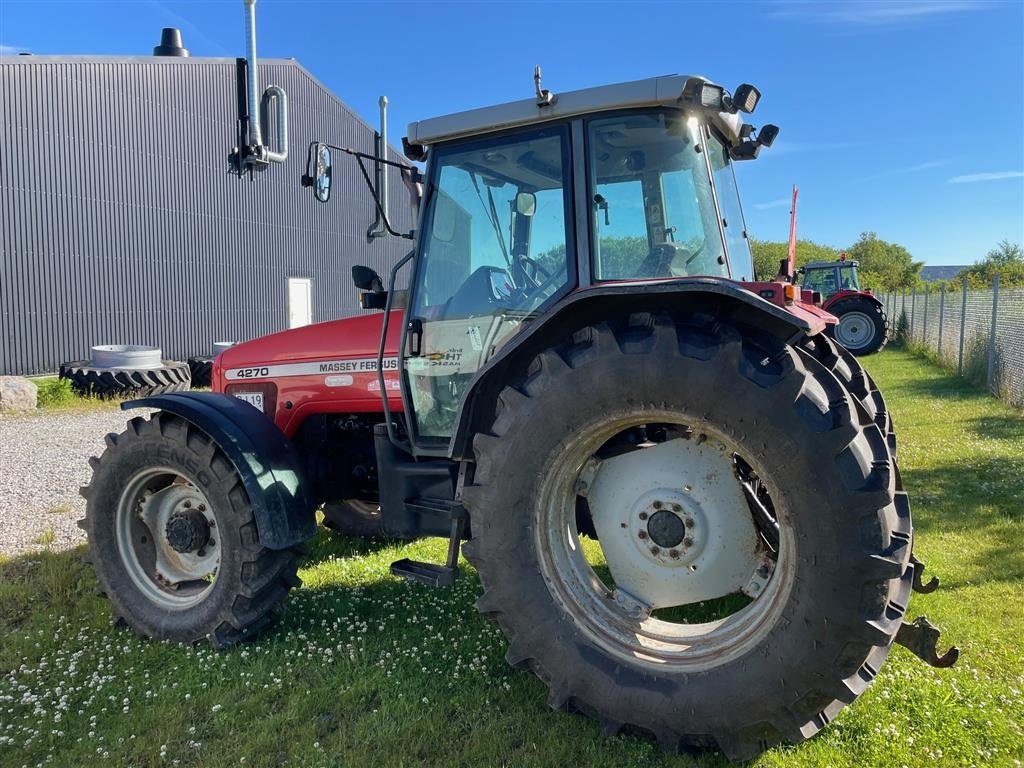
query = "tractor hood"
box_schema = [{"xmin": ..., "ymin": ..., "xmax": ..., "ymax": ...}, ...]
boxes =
[
  {"xmin": 216, "ymin": 312, "xmax": 400, "ymax": 374},
  {"xmin": 210, "ymin": 311, "xmax": 403, "ymax": 410}
]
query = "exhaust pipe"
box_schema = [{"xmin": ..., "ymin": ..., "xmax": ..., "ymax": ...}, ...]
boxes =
[
  {"xmin": 369, "ymin": 95, "xmax": 390, "ymax": 238},
  {"xmin": 242, "ymin": 0, "xmax": 287, "ymax": 166}
]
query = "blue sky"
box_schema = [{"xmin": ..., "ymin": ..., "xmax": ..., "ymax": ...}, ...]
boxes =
[{"xmin": 2, "ymin": 0, "xmax": 1022, "ymax": 266}]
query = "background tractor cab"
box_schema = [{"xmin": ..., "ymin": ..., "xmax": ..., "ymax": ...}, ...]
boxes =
[
  {"xmin": 798, "ymin": 255, "xmax": 889, "ymax": 355},
  {"xmin": 799, "ymin": 254, "xmax": 863, "ymax": 301}
]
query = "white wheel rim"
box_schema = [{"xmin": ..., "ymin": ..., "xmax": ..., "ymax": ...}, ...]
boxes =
[
  {"xmin": 835, "ymin": 311, "xmax": 876, "ymax": 349},
  {"xmin": 535, "ymin": 411, "xmax": 795, "ymax": 671},
  {"xmin": 116, "ymin": 467, "xmax": 220, "ymax": 610}
]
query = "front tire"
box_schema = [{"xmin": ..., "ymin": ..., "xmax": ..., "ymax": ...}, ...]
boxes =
[
  {"xmin": 80, "ymin": 412, "xmax": 301, "ymax": 647},
  {"xmin": 462, "ymin": 313, "xmax": 910, "ymax": 760}
]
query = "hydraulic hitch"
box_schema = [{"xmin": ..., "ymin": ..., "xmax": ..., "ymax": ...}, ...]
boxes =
[{"xmin": 894, "ymin": 615, "xmax": 959, "ymax": 668}]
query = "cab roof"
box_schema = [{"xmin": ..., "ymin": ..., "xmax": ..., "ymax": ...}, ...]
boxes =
[{"xmin": 406, "ymin": 74, "xmax": 744, "ymax": 149}]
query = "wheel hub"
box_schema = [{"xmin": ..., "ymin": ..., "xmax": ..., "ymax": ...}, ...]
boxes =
[
  {"xmin": 632, "ymin": 491, "xmax": 706, "ymax": 567},
  {"xmin": 646, "ymin": 509, "xmax": 685, "ymax": 548},
  {"xmin": 165, "ymin": 509, "xmax": 210, "ymax": 553},
  {"xmin": 586, "ymin": 436, "xmax": 762, "ymax": 608}
]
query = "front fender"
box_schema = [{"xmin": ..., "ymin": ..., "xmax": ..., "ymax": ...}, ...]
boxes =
[
  {"xmin": 448, "ymin": 277, "xmax": 818, "ymax": 460},
  {"xmin": 122, "ymin": 393, "xmax": 315, "ymax": 549}
]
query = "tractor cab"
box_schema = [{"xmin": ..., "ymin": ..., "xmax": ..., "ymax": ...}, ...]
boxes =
[
  {"xmin": 799, "ymin": 256, "xmax": 862, "ymax": 302},
  {"xmin": 322, "ymin": 75, "xmax": 781, "ymax": 450}
]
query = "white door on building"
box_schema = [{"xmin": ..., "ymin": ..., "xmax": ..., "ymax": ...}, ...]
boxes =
[{"xmin": 287, "ymin": 277, "xmax": 312, "ymax": 328}]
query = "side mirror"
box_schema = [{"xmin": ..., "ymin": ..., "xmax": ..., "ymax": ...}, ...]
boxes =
[
  {"xmin": 515, "ymin": 191, "xmax": 537, "ymax": 217},
  {"xmin": 301, "ymin": 143, "xmax": 333, "ymax": 203},
  {"xmin": 352, "ymin": 265, "xmax": 384, "ymax": 292}
]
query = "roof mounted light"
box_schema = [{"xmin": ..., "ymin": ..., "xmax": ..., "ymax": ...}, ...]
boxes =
[
  {"xmin": 682, "ymin": 78, "xmax": 726, "ymax": 111},
  {"xmin": 730, "ymin": 83, "xmax": 760, "ymax": 114},
  {"xmin": 730, "ymin": 123, "xmax": 780, "ymax": 161}
]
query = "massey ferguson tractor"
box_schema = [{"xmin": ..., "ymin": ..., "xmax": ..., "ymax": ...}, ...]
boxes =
[
  {"xmin": 800, "ymin": 255, "xmax": 888, "ymax": 355},
  {"xmin": 78, "ymin": 6, "xmax": 956, "ymax": 758}
]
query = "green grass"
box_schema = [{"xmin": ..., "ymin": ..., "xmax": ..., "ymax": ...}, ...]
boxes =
[
  {"xmin": 1, "ymin": 349, "xmax": 1022, "ymax": 767},
  {"xmin": 25, "ymin": 376, "xmax": 121, "ymax": 414}
]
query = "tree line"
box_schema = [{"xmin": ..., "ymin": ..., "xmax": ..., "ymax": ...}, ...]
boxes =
[{"xmin": 750, "ymin": 235, "xmax": 1023, "ymax": 290}]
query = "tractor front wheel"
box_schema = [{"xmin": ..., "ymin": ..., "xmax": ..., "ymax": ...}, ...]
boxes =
[
  {"xmin": 80, "ymin": 412, "xmax": 302, "ymax": 646},
  {"xmin": 462, "ymin": 313, "xmax": 910, "ymax": 760}
]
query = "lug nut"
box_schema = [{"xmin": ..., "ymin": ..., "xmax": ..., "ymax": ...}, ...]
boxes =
[
  {"xmin": 198, "ymin": 504, "xmax": 206, "ymax": 512},
  {"xmin": 650, "ymin": 546, "xmax": 660, "ymax": 555},
  {"xmin": 652, "ymin": 501, "xmax": 662, "ymax": 509},
  {"xmin": 683, "ymin": 537, "xmax": 694, "ymax": 547},
  {"xmin": 669, "ymin": 549, "xmax": 680, "ymax": 559},
  {"xmin": 672, "ymin": 504, "xmax": 682, "ymax": 512},
  {"xmin": 197, "ymin": 548, "xmax": 206, "ymax": 557},
  {"xmin": 638, "ymin": 531, "xmax": 648, "ymax": 540},
  {"xmin": 184, "ymin": 501, "xmax": 192, "ymax": 508},
  {"xmin": 685, "ymin": 518, "xmax": 695, "ymax": 528},
  {"xmin": 639, "ymin": 511, "xmax": 648, "ymax": 520}
]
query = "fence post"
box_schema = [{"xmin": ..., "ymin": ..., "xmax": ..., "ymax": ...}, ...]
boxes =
[
  {"xmin": 987, "ymin": 274, "xmax": 1000, "ymax": 393},
  {"xmin": 938, "ymin": 285, "xmax": 945, "ymax": 359},
  {"xmin": 922, "ymin": 286, "xmax": 929, "ymax": 345},
  {"xmin": 958, "ymin": 279, "xmax": 967, "ymax": 376},
  {"xmin": 910, "ymin": 288, "xmax": 917, "ymax": 341}
]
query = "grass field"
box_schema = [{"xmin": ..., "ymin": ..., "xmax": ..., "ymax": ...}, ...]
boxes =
[{"xmin": 1, "ymin": 349, "xmax": 1022, "ymax": 767}]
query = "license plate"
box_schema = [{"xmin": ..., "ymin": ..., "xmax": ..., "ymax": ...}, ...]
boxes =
[{"xmin": 233, "ymin": 392, "xmax": 264, "ymax": 412}]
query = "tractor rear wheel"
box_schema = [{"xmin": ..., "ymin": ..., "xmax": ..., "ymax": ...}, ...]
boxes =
[
  {"xmin": 800, "ymin": 333, "xmax": 896, "ymax": 460},
  {"xmin": 827, "ymin": 297, "xmax": 887, "ymax": 356},
  {"xmin": 80, "ymin": 412, "xmax": 302, "ymax": 647},
  {"xmin": 462, "ymin": 312, "xmax": 910, "ymax": 761}
]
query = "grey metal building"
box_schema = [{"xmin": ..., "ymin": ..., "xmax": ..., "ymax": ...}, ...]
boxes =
[{"xmin": 0, "ymin": 45, "xmax": 414, "ymax": 375}]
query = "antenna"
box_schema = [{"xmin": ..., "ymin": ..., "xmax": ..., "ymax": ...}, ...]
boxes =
[{"xmin": 534, "ymin": 65, "xmax": 556, "ymax": 108}]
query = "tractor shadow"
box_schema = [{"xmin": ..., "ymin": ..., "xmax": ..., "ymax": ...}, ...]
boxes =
[{"xmin": 901, "ymin": 453, "xmax": 1023, "ymax": 590}]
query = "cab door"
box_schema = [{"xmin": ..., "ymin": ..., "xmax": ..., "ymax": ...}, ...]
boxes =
[{"xmin": 403, "ymin": 126, "xmax": 576, "ymax": 453}]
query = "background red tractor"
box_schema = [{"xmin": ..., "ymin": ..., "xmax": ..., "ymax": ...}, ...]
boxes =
[{"xmin": 799, "ymin": 256, "xmax": 888, "ymax": 355}]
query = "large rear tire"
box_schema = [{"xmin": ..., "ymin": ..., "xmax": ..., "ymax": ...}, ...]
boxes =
[
  {"xmin": 80, "ymin": 412, "xmax": 302, "ymax": 647},
  {"xmin": 827, "ymin": 297, "xmax": 887, "ymax": 356},
  {"xmin": 462, "ymin": 312, "xmax": 910, "ymax": 760}
]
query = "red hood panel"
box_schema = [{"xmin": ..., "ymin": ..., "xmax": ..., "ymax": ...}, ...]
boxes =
[{"xmin": 212, "ymin": 311, "xmax": 402, "ymax": 436}]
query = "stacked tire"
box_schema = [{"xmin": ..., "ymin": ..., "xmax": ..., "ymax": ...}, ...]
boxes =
[
  {"xmin": 60, "ymin": 360, "xmax": 191, "ymax": 398},
  {"xmin": 60, "ymin": 345, "xmax": 190, "ymax": 398},
  {"xmin": 187, "ymin": 357, "xmax": 214, "ymax": 388}
]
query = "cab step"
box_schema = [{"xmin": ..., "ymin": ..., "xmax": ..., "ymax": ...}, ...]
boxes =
[{"xmin": 390, "ymin": 502, "xmax": 466, "ymax": 588}]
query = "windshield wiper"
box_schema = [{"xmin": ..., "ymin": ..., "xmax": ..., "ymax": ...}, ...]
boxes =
[{"xmin": 469, "ymin": 171, "xmax": 511, "ymax": 267}]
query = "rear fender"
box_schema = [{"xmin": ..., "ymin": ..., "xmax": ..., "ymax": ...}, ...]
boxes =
[
  {"xmin": 823, "ymin": 290, "xmax": 883, "ymax": 311},
  {"xmin": 122, "ymin": 393, "xmax": 316, "ymax": 549},
  {"xmin": 449, "ymin": 278, "xmax": 819, "ymax": 460}
]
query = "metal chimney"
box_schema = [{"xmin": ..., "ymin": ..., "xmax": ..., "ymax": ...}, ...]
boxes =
[{"xmin": 153, "ymin": 28, "xmax": 190, "ymax": 57}]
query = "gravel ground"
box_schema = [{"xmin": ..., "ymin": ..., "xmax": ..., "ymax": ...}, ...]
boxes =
[{"xmin": 0, "ymin": 407, "xmax": 151, "ymax": 556}]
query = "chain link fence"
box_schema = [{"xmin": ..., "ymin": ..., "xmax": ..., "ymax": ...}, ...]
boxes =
[{"xmin": 878, "ymin": 277, "xmax": 1024, "ymax": 408}]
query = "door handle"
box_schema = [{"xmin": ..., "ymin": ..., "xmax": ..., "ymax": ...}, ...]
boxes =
[{"xmin": 407, "ymin": 318, "xmax": 423, "ymax": 357}]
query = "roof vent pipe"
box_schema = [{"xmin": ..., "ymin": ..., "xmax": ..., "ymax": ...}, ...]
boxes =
[
  {"xmin": 369, "ymin": 95, "xmax": 390, "ymax": 239},
  {"xmin": 241, "ymin": 0, "xmax": 287, "ymax": 166},
  {"xmin": 153, "ymin": 28, "xmax": 189, "ymax": 57}
]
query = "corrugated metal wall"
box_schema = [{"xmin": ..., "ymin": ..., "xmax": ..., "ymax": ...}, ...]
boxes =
[{"xmin": 0, "ymin": 56, "xmax": 415, "ymax": 375}]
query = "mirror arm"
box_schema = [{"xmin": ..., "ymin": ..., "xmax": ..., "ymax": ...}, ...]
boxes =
[{"xmin": 350, "ymin": 153, "xmax": 416, "ymax": 240}]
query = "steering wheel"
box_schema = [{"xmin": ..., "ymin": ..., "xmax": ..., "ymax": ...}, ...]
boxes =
[{"xmin": 517, "ymin": 255, "xmax": 553, "ymax": 289}]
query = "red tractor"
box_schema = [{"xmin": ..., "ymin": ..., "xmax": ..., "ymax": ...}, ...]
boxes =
[
  {"xmin": 799, "ymin": 256, "xmax": 888, "ymax": 355},
  {"xmin": 79, "ymin": 46, "xmax": 955, "ymax": 761}
]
